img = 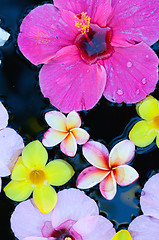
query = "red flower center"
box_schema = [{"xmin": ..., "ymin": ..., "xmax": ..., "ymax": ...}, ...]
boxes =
[
  {"xmin": 52, "ymin": 228, "xmax": 75, "ymax": 240},
  {"xmin": 74, "ymin": 23, "xmax": 114, "ymax": 64}
]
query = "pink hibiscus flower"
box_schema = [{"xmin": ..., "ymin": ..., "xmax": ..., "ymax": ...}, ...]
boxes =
[
  {"xmin": 0, "ymin": 102, "xmax": 24, "ymax": 191},
  {"xmin": 11, "ymin": 188, "xmax": 116, "ymax": 240},
  {"xmin": 18, "ymin": 0, "xmax": 159, "ymax": 112},
  {"xmin": 128, "ymin": 173, "xmax": 159, "ymax": 240},
  {"xmin": 77, "ymin": 140, "xmax": 139, "ymax": 200},
  {"xmin": 42, "ymin": 110, "xmax": 89, "ymax": 157}
]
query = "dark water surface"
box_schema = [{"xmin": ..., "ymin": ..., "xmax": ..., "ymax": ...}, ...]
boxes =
[{"xmin": 0, "ymin": 0, "xmax": 159, "ymax": 239}]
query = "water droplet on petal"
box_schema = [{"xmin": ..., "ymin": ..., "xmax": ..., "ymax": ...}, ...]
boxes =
[
  {"xmin": 136, "ymin": 89, "xmax": 140, "ymax": 95},
  {"xmin": 127, "ymin": 61, "xmax": 132, "ymax": 68},
  {"xmin": 142, "ymin": 78, "xmax": 147, "ymax": 84},
  {"xmin": 146, "ymin": 55, "xmax": 149, "ymax": 58},
  {"xmin": 141, "ymin": 190, "xmax": 145, "ymax": 196},
  {"xmin": 117, "ymin": 89, "xmax": 123, "ymax": 95}
]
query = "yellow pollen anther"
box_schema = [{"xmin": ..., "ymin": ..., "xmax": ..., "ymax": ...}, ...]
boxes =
[
  {"xmin": 64, "ymin": 237, "xmax": 72, "ymax": 240},
  {"xmin": 29, "ymin": 169, "xmax": 46, "ymax": 185},
  {"xmin": 74, "ymin": 12, "xmax": 91, "ymax": 34}
]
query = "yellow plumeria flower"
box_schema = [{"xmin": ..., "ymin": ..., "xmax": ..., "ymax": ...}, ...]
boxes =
[
  {"xmin": 129, "ymin": 95, "xmax": 159, "ymax": 148},
  {"xmin": 4, "ymin": 140, "xmax": 74, "ymax": 214},
  {"xmin": 111, "ymin": 230, "xmax": 133, "ymax": 240}
]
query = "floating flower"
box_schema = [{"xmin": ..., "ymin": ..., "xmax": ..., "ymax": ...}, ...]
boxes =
[
  {"xmin": 128, "ymin": 173, "xmax": 159, "ymax": 240},
  {"xmin": 42, "ymin": 110, "xmax": 89, "ymax": 157},
  {"xmin": 4, "ymin": 140, "xmax": 74, "ymax": 213},
  {"xmin": 0, "ymin": 102, "xmax": 24, "ymax": 192},
  {"xmin": 18, "ymin": 0, "xmax": 159, "ymax": 112},
  {"xmin": 129, "ymin": 95, "xmax": 159, "ymax": 148},
  {"xmin": 11, "ymin": 188, "xmax": 116, "ymax": 240},
  {"xmin": 111, "ymin": 230, "xmax": 133, "ymax": 240},
  {"xmin": 77, "ymin": 140, "xmax": 138, "ymax": 200}
]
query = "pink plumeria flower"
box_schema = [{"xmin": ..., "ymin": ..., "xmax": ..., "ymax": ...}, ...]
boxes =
[
  {"xmin": 42, "ymin": 110, "xmax": 89, "ymax": 157},
  {"xmin": 17, "ymin": 0, "xmax": 159, "ymax": 112},
  {"xmin": 0, "ymin": 102, "xmax": 24, "ymax": 192},
  {"xmin": 11, "ymin": 188, "xmax": 116, "ymax": 240},
  {"xmin": 77, "ymin": 140, "xmax": 139, "ymax": 200}
]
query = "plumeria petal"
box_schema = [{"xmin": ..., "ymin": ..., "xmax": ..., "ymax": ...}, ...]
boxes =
[
  {"xmin": 156, "ymin": 133, "xmax": 159, "ymax": 148},
  {"xmin": 71, "ymin": 215, "xmax": 115, "ymax": 240},
  {"xmin": 33, "ymin": 185, "xmax": 57, "ymax": 214},
  {"xmin": 60, "ymin": 132, "xmax": 77, "ymax": 157},
  {"xmin": 129, "ymin": 120, "xmax": 156, "ymax": 147},
  {"xmin": 54, "ymin": 0, "xmax": 112, "ymax": 27},
  {"xmin": 99, "ymin": 172, "xmax": 117, "ymax": 200},
  {"xmin": 113, "ymin": 165, "xmax": 139, "ymax": 186},
  {"xmin": 11, "ymin": 157, "xmax": 29, "ymax": 181},
  {"xmin": 128, "ymin": 215, "xmax": 159, "ymax": 240},
  {"xmin": 42, "ymin": 128, "xmax": 68, "ymax": 147},
  {"xmin": 77, "ymin": 166, "xmax": 109, "ymax": 189},
  {"xmin": 109, "ymin": 140, "xmax": 135, "ymax": 168},
  {"xmin": 45, "ymin": 111, "xmax": 67, "ymax": 132},
  {"xmin": 103, "ymin": 42, "xmax": 158, "ymax": 104},
  {"xmin": 140, "ymin": 173, "xmax": 159, "ymax": 219},
  {"xmin": 0, "ymin": 27, "xmax": 10, "ymax": 46},
  {"xmin": 45, "ymin": 159, "xmax": 74, "ymax": 186},
  {"xmin": 39, "ymin": 45, "xmax": 106, "ymax": 113},
  {"xmin": 111, "ymin": 230, "xmax": 133, "ymax": 240},
  {"xmin": 51, "ymin": 188, "xmax": 99, "ymax": 228},
  {"xmin": 108, "ymin": 0, "xmax": 159, "ymax": 47},
  {"xmin": 22, "ymin": 141, "xmax": 48, "ymax": 169},
  {"xmin": 71, "ymin": 128, "xmax": 90, "ymax": 145},
  {"xmin": 136, "ymin": 96, "xmax": 159, "ymax": 120},
  {"xmin": 11, "ymin": 199, "xmax": 52, "ymax": 240},
  {"xmin": 66, "ymin": 111, "xmax": 81, "ymax": 130},
  {"xmin": 23, "ymin": 237, "xmax": 47, "ymax": 240},
  {"xmin": 0, "ymin": 178, "xmax": 2, "ymax": 192},
  {"xmin": 4, "ymin": 180, "xmax": 33, "ymax": 201},
  {"xmin": 82, "ymin": 141, "xmax": 109, "ymax": 169},
  {"xmin": 18, "ymin": 4, "xmax": 79, "ymax": 65},
  {"xmin": 0, "ymin": 102, "xmax": 9, "ymax": 129}
]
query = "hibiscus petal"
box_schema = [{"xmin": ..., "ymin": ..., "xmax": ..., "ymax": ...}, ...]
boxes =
[
  {"xmin": 82, "ymin": 141, "xmax": 109, "ymax": 169},
  {"xmin": 109, "ymin": 140, "xmax": 135, "ymax": 168},
  {"xmin": 103, "ymin": 42, "xmax": 158, "ymax": 104},
  {"xmin": 22, "ymin": 141, "xmax": 48, "ymax": 169},
  {"xmin": 33, "ymin": 185, "xmax": 57, "ymax": 214},
  {"xmin": 114, "ymin": 165, "xmax": 139, "ymax": 186},
  {"xmin": 45, "ymin": 111, "xmax": 67, "ymax": 132},
  {"xmin": 129, "ymin": 120, "xmax": 156, "ymax": 147},
  {"xmin": 51, "ymin": 188, "xmax": 99, "ymax": 228},
  {"xmin": 18, "ymin": 4, "xmax": 79, "ymax": 65},
  {"xmin": 39, "ymin": 45, "xmax": 106, "ymax": 112},
  {"xmin": 136, "ymin": 96, "xmax": 159, "ymax": 120},
  {"xmin": 99, "ymin": 172, "xmax": 117, "ymax": 200},
  {"xmin": 140, "ymin": 173, "xmax": 159, "ymax": 219},
  {"xmin": 0, "ymin": 102, "xmax": 8, "ymax": 129},
  {"xmin": 108, "ymin": 0, "xmax": 159, "ymax": 46},
  {"xmin": 42, "ymin": 128, "xmax": 68, "ymax": 147},
  {"xmin": 128, "ymin": 215, "xmax": 159, "ymax": 240},
  {"xmin": 111, "ymin": 230, "xmax": 132, "ymax": 240},
  {"xmin": 66, "ymin": 111, "xmax": 81, "ymax": 130},
  {"xmin": 4, "ymin": 180, "xmax": 33, "ymax": 201},
  {"xmin": 23, "ymin": 237, "xmax": 47, "ymax": 240},
  {"xmin": 71, "ymin": 128, "xmax": 89, "ymax": 145},
  {"xmin": 54, "ymin": 0, "xmax": 112, "ymax": 27},
  {"xmin": 71, "ymin": 215, "xmax": 116, "ymax": 240},
  {"xmin": 45, "ymin": 159, "xmax": 74, "ymax": 186},
  {"xmin": 11, "ymin": 199, "xmax": 52, "ymax": 239},
  {"xmin": 60, "ymin": 132, "xmax": 77, "ymax": 157},
  {"xmin": 77, "ymin": 166, "xmax": 109, "ymax": 189}
]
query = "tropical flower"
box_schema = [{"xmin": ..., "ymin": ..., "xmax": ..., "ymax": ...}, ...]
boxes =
[
  {"xmin": 128, "ymin": 173, "xmax": 159, "ymax": 240},
  {"xmin": 0, "ymin": 25, "xmax": 10, "ymax": 47},
  {"xmin": 18, "ymin": 0, "xmax": 159, "ymax": 112},
  {"xmin": 111, "ymin": 230, "xmax": 133, "ymax": 240},
  {"xmin": 129, "ymin": 95, "xmax": 159, "ymax": 148},
  {"xmin": 10, "ymin": 188, "xmax": 116, "ymax": 240},
  {"xmin": 42, "ymin": 110, "xmax": 89, "ymax": 157},
  {"xmin": 0, "ymin": 102, "xmax": 24, "ymax": 192},
  {"xmin": 77, "ymin": 140, "xmax": 139, "ymax": 200},
  {"xmin": 4, "ymin": 140, "xmax": 74, "ymax": 213}
]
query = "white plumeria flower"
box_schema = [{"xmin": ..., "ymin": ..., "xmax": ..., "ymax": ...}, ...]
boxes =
[{"xmin": 42, "ymin": 110, "xmax": 90, "ymax": 157}]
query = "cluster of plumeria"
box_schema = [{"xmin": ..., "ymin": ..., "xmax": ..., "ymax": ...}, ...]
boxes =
[{"xmin": 0, "ymin": 0, "xmax": 159, "ymax": 239}]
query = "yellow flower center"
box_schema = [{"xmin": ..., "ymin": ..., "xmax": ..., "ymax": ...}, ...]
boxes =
[
  {"xmin": 75, "ymin": 12, "xmax": 91, "ymax": 34},
  {"xmin": 64, "ymin": 238, "xmax": 72, "ymax": 240},
  {"xmin": 152, "ymin": 114, "xmax": 159, "ymax": 129},
  {"xmin": 29, "ymin": 169, "xmax": 46, "ymax": 185}
]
